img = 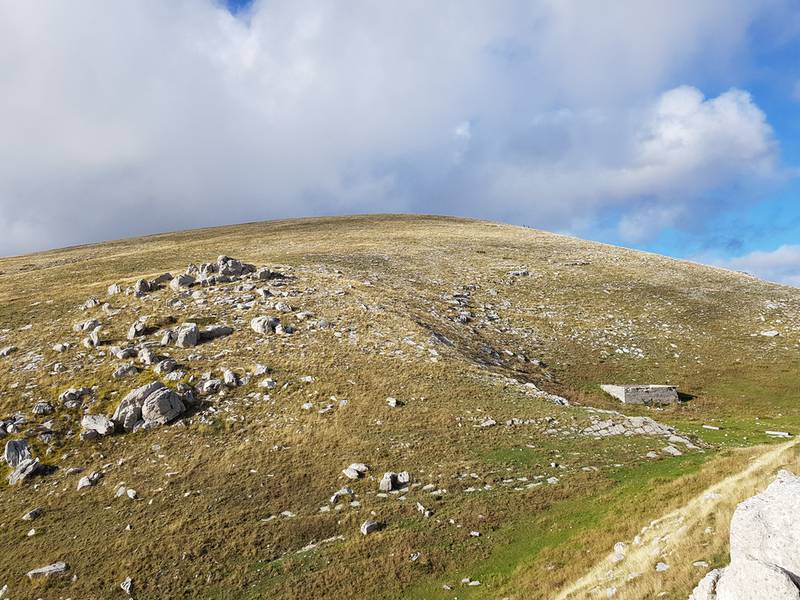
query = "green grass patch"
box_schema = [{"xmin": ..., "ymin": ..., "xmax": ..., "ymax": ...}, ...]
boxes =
[{"xmin": 403, "ymin": 453, "xmax": 709, "ymax": 599}]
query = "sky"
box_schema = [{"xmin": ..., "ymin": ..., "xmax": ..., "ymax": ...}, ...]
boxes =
[{"xmin": 0, "ymin": 1, "xmax": 799, "ymax": 285}]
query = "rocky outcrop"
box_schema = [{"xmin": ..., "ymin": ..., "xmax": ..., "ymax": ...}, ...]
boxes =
[
  {"xmin": 111, "ymin": 381, "xmax": 187, "ymax": 432},
  {"xmin": 689, "ymin": 470, "xmax": 800, "ymax": 599}
]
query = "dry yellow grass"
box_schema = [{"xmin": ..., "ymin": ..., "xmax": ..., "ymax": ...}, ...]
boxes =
[{"xmin": 0, "ymin": 215, "xmax": 797, "ymax": 599}]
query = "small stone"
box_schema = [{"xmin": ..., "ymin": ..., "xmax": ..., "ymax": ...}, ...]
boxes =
[
  {"xmin": 342, "ymin": 467, "xmax": 361, "ymax": 480},
  {"xmin": 330, "ymin": 487, "xmax": 353, "ymax": 504},
  {"xmin": 379, "ymin": 472, "xmax": 396, "ymax": 492},
  {"xmin": 360, "ymin": 520, "xmax": 381, "ymax": 535},
  {"xmin": 26, "ymin": 561, "xmax": 68, "ymax": 579},
  {"xmin": 81, "ymin": 414, "xmax": 115, "ymax": 436},
  {"xmin": 9, "ymin": 458, "xmax": 42, "ymax": 485},
  {"xmin": 127, "ymin": 319, "xmax": 147, "ymax": 340},
  {"xmin": 155, "ymin": 358, "xmax": 178, "ymax": 374},
  {"xmin": 259, "ymin": 378, "xmax": 277, "ymax": 389},
  {"xmin": 222, "ymin": 369, "xmax": 239, "ymax": 387},
  {"xmin": 121, "ymin": 576, "xmax": 133, "ymax": 596},
  {"xmin": 22, "ymin": 507, "xmax": 44, "ymax": 521},
  {"xmin": 251, "ymin": 316, "xmax": 280, "ymax": 335},
  {"xmin": 31, "ymin": 401, "xmax": 53, "ymax": 416},
  {"xmin": 343, "ymin": 463, "xmax": 368, "ymax": 479},
  {"xmin": 175, "ymin": 323, "xmax": 199, "ymax": 348},
  {"xmin": 170, "ymin": 274, "xmax": 195, "ymax": 290},
  {"xmin": 613, "ymin": 542, "xmax": 627, "ymax": 562},
  {"xmin": 77, "ymin": 471, "xmax": 102, "ymax": 490},
  {"xmin": 113, "ymin": 364, "xmax": 139, "ymax": 379}
]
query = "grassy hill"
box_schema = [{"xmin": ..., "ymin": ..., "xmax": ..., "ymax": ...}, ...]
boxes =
[{"xmin": 0, "ymin": 215, "xmax": 798, "ymax": 599}]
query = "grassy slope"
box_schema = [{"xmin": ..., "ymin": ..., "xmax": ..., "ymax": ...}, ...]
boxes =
[{"xmin": 0, "ymin": 215, "xmax": 798, "ymax": 599}]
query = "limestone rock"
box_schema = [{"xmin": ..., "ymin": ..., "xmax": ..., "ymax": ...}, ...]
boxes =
[
  {"xmin": 112, "ymin": 364, "xmax": 139, "ymax": 379},
  {"xmin": 729, "ymin": 469, "xmax": 800, "ymax": 575},
  {"xmin": 77, "ymin": 471, "xmax": 102, "ymax": 490},
  {"xmin": 81, "ymin": 414, "xmax": 114, "ymax": 436},
  {"xmin": 155, "ymin": 358, "xmax": 178, "ymax": 374},
  {"xmin": 360, "ymin": 520, "xmax": 381, "ymax": 535},
  {"xmin": 175, "ymin": 323, "xmax": 199, "ymax": 348},
  {"xmin": 689, "ymin": 470, "xmax": 800, "ymax": 600},
  {"xmin": 251, "ymin": 316, "xmax": 280, "ymax": 335},
  {"xmin": 112, "ymin": 381, "xmax": 165, "ymax": 432},
  {"xmin": 127, "ymin": 319, "xmax": 147, "ymax": 340},
  {"xmin": 170, "ymin": 274, "xmax": 195, "ymax": 291},
  {"xmin": 9, "ymin": 457, "xmax": 42, "ymax": 485},
  {"xmin": 58, "ymin": 387, "xmax": 91, "ymax": 408},
  {"xmin": 715, "ymin": 560, "xmax": 799, "ymax": 600},
  {"xmin": 343, "ymin": 463, "xmax": 368, "ymax": 480},
  {"xmin": 73, "ymin": 318, "xmax": 99, "ymax": 333},
  {"xmin": 22, "ymin": 507, "xmax": 44, "ymax": 521},
  {"xmin": 111, "ymin": 346, "xmax": 137, "ymax": 360},
  {"xmin": 4, "ymin": 439, "xmax": 31, "ymax": 467},
  {"xmin": 379, "ymin": 472, "xmax": 396, "ymax": 492},
  {"xmin": 112, "ymin": 381, "xmax": 186, "ymax": 432},
  {"xmin": 330, "ymin": 486, "xmax": 354, "ymax": 504},
  {"xmin": 32, "ymin": 402, "xmax": 53, "ymax": 416},
  {"xmin": 26, "ymin": 561, "xmax": 68, "ymax": 579},
  {"xmin": 201, "ymin": 325, "xmax": 234, "ymax": 342},
  {"xmin": 134, "ymin": 279, "xmax": 151, "ymax": 295},
  {"xmin": 0, "ymin": 346, "xmax": 17, "ymax": 357}
]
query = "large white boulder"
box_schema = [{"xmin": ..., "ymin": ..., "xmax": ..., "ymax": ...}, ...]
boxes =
[
  {"xmin": 715, "ymin": 559, "xmax": 799, "ymax": 600},
  {"xmin": 112, "ymin": 381, "xmax": 185, "ymax": 432},
  {"xmin": 689, "ymin": 470, "xmax": 800, "ymax": 599},
  {"xmin": 729, "ymin": 470, "xmax": 800, "ymax": 576}
]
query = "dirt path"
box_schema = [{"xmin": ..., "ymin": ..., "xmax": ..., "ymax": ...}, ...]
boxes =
[{"xmin": 554, "ymin": 438, "xmax": 800, "ymax": 600}]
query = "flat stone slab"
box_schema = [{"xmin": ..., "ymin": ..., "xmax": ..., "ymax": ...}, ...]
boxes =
[{"xmin": 601, "ymin": 384, "xmax": 678, "ymax": 405}]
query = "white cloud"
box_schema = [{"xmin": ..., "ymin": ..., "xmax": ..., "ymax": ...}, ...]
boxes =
[
  {"xmin": 0, "ymin": 1, "xmax": 793, "ymax": 254},
  {"xmin": 482, "ymin": 85, "xmax": 778, "ymax": 240},
  {"xmin": 712, "ymin": 245, "xmax": 800, "ymax": 286}
]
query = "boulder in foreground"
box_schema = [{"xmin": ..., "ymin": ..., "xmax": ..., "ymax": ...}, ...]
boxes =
[{"xmin": 689, "ymin": 469, "xmax": 800, "ymax": 599}]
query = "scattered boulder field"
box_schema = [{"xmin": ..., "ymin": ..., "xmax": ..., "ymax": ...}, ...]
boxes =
[{"xmin": 0, "ymin": 215, "xmax": 798, "ymax": 599}]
